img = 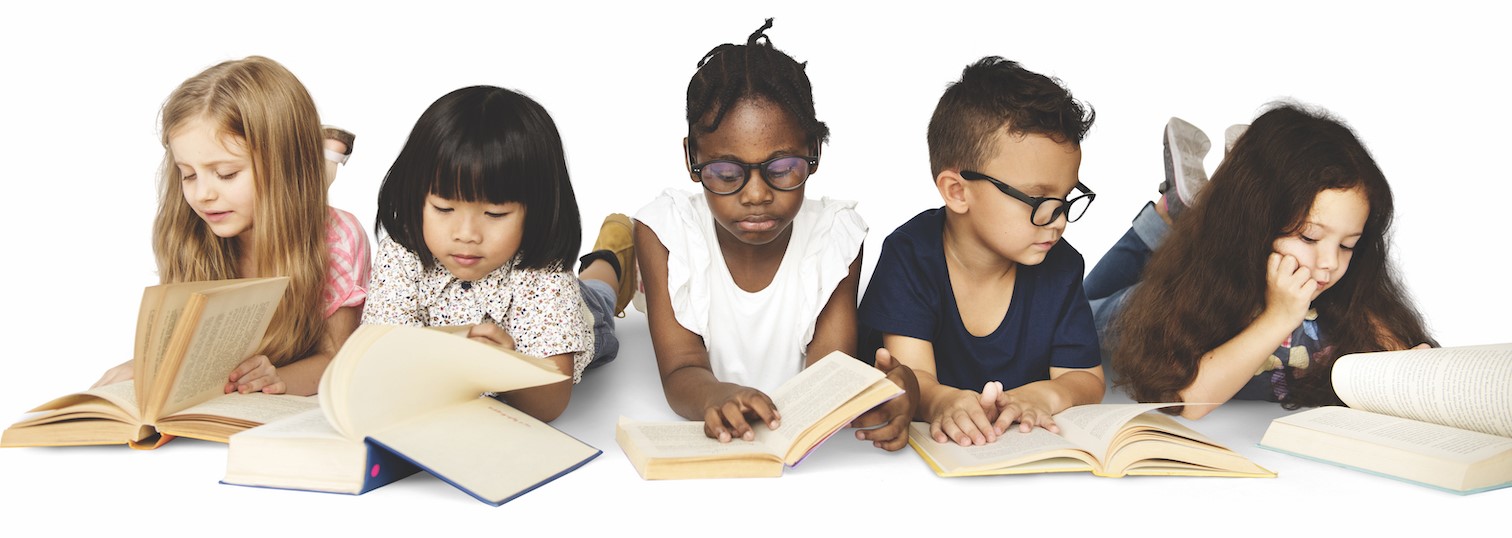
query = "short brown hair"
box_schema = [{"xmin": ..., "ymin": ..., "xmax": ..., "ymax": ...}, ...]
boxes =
[{"xmin": 927, "ymin": 57, "xmax": 1094, "ymax": 177}]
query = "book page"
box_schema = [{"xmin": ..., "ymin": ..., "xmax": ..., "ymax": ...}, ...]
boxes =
[
  {"xmin": 1052, "ymin": 403, "xmax": 1177, "ymax": 461},
  {"xmin": 322, "ymin": 325, "xmax": 567, "ymax": 439},
  {"xmin": 1271, "ymin": 406, "xmax": 1512, "ymax": 463},
  {"xmin": 135, "ymin": 279, "xmax": 253, "ymax": 402},
  {"xmin": 1332, "ymin": 344, "xmax": 1512, "ymax": 437},
  {"xmin": 167, "ymin": 393, "xmax": 318, "ymax": 424},
  {"xmin": 906, "ymin": 422, "xmax": 1092, "ymax": 473},
  {"xmin": 162, "ymin": 299, "xmax": 282, "ymax": 415},
  {"xmin": 615, "ymin": 419, "xmax": 780, "ymax": 458},
  {"xmin": 368, "ymin": 398, "xmax": 600, "ymax": 506},
  {"xmin": 765, "ymin": 351, "xmax": 886, "ymax": 447}
]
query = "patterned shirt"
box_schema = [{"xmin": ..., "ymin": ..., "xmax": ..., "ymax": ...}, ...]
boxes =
[{"xmin": 362, "ymin": 236, "xmax": 593, "ymax": 382}]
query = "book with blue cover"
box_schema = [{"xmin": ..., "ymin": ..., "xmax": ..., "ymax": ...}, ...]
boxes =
[{"xmin": 223, "ymin": 325, "xmax": 599, "ymax": 505}]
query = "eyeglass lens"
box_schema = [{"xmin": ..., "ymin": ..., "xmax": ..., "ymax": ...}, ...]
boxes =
[{"xmin": 700, "ymin": 156, "xmax": 811, "ymax": 194}]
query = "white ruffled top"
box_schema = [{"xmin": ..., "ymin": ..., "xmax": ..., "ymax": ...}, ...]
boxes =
[{"xmin": 634, "ymin": 188, "xmax": 867, "ymax": 393}]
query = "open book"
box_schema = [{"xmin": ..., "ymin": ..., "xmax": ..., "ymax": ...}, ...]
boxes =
[
  {"xmin": 1259, "ymin": 343, "xmax": 1512, "ymax": 494},
  {"xmin": 223, "ymin": 324, "xmax": 601, "ymax": 506},
  {"xmin": 2, "ymin": 277, "xmax": 316, "ymax": 449},
  {"xmin": 908, "ymin": 403, "xmax": 1274, "ymax": 478},
  {"xmin": 616, "ymin": 351, "xmax": 903, "ymax": 479}
]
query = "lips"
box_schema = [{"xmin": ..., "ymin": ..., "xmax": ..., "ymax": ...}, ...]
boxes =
[
  {"xmin": 201, "ymin": 210, "xmax": 232, "ymax": 223},
  {"xmin": 737, "ymin": 215, "xmax": 777, "ymax": 232},
  {"xmin": 451, "ymin": 254, "xmax": 483, "ymax": 267}
]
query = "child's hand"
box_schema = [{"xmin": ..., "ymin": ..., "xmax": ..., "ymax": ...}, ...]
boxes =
[
  {"xmin": 91, "ymin": 360, "xmax": 134, "ymax": 389},
  {"xmin": 927, "ymin": 387, "xmax": 998, "ymax": 446},
  {"xmin": 467, "ymin": 322, "xmax": 516, "ymax": 350},
  {"xmin": 986, "ymin": 383, "xmax": 1062, "ymax": 434},
  {"xmin": 1264, "ymin": 253, "xmax": 1316, "ymax": 326},
  {"xmin": 703, "ymin": 385, "xmax": 780, "ymax": 443},
  {"xmin": 225, "ymin": 355, "xmax": 286, "ymax": 394},
  {"xmin": 851, "ymin": 348, "xmax": 920, "ymax": 451}
]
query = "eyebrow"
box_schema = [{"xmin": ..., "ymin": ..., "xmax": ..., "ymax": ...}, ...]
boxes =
[
  {"xmin": 1306, "ymin": 221, "xmax": 1364, "ymax": 237},
  {"xmin": 702, "ymin": 148, "xmax": 806, "ymax": 163},
  {"xmin": 174, "ymin": 159, "xmax": 245, "ymax": 168}
]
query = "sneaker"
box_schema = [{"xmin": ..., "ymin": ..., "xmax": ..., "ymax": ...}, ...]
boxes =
[
  {"xmin": 1159, "ymin": 117, "xmax": 1211, "ymax": 218},
  {"xmin": 1224, "ymin": 124, "xmax": 1249, "ymax": 155},
  {"xmin": 592, "ymin": 214, "xmax": 637, "ymax": 317},
  {"xmin": 322, "ymin": 126, "xmax": 356, "ymax": 188}
]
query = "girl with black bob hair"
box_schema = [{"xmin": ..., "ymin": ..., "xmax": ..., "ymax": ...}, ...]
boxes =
[{"xmin": 365, "ymin": 85, "xmax": 637, "ymax": 422}]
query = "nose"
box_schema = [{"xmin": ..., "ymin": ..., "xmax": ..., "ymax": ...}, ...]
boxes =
[
  {"xmin": 740, "ymin": 170, "xmax": 774, "ymax": 205},
  {"xmin": 187, "ymin": 174, "xmax": 216, "ymax": 202},
  {"xmin": 454, "ymin": 215, "xmax": 482, "ymax": 243},
  {"xmin": 1315, "ymin": 244, "xmax": 1339, "ymax": 274}
]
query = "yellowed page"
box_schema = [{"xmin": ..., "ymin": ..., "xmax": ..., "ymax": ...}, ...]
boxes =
[
  {"xmin": 1332, "ymin": 343, "xmax": 1512, "ymax": 437},
  {"xmin": 615, "ymin": 417, "xmax": 781, "ymax": 459},
  {"xmin": 165, "ymin": 393, "xmax": 317, "ymax": 424},
  {"xmin": 764, "ymin": 351, "xmax": 887, "ymax": 448},
  {"xmin": 368, "ymin": 398, "xmax": 599, "ymax": 504},
  {"xmin": 322, "ymin": 325, "xmax": 567, "ymax": 439},
  {"xmin": 1262, "ymin": 406, "xmax": 1512, "ymax": 491},
  {"xmin": 906, "ymin": 422, "xmax": 1094, "ymax": 475},
  {"xmin": 153, "ymin": 278, "xmax": 288, "ymax": 419},
  {"xmin": 1052, "ymin": 403, "xmax": 1177, "ymax": 461}
]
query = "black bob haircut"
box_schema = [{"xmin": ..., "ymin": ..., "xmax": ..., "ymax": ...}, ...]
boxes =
[{"xmin": 375, "ymin": 85, "xmax": 582, "ymax": 271}]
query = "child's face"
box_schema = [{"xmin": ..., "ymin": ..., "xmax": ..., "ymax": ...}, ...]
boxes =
[
  {"xmin": 171, "ymin": 116, "xmax": 257, "ymax": 240},
  {"xmin": 422, "ymin": 194, "xmax": 526, "ymax": 281},
  {"xmin": 1272, "ymin": 187, "xmax": 1369, "ymax": 300},
  {"xmin": 688, "ymin": 98, "xmax": 809, "ymax": 248},
  {"xmin": 960, "ymin": 132, "xmax": 1083, "ymax": 266}
]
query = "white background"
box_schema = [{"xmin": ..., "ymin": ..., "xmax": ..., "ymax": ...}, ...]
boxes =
[{"xmin": 0, "ymin": 0, "xmax": 1507, "ymax": 534}]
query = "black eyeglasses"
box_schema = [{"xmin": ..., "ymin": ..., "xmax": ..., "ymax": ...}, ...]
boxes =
[
  {"xmin": 688, "ymin": 144, "xmax": 818, "ymax": 196},
  {"xmin": 960, "ymin": 170, "xmax": 1095, "ymax": 226}
]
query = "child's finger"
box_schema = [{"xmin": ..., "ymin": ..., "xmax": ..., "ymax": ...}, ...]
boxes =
[
  {"xmin": 744, "ymin": 395, "xmax": 780, "ymax": 431},
  {"xmin": 720, "ymin": 401, "xmax": 755, "ymax": 441},
  {"xmin": 702, "ymin": 408, "xmax": 732, "ymax": 442},
  {"xmin": 874, "ymin": 347, "xmax": 897, "ymax": 371}
]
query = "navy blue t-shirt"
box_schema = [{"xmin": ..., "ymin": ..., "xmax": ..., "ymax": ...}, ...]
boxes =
[{"xmin": 858, "ymin": 208, "xmax": 1100, "ymax": 390}]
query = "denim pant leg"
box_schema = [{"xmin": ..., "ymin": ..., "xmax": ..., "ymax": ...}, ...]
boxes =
[
  {"xmin": 578, "ymin": 279, "xmax": 620, "ymax": 368},
  {"xmin": 1085, "ymin": 202, "xmax": 1170, "ymax": 366}
]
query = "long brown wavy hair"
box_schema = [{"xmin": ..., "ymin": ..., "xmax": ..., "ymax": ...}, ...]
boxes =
[
  {"xmin": 1112, "ymin": 104, "xmax": 1433, "ymax": 408},
  {"xmin": 154, "ymin": 56, "xmax": 329, "ymax": 365}
]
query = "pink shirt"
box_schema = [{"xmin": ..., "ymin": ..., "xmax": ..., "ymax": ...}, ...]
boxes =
[{"xmin": 322, "ymin": 207, "xmax": 371, "ymax": 317}]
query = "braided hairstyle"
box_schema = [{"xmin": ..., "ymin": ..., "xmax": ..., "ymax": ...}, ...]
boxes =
[{"xmin": 686, "ymin": 18, "xmax": 828, "ymax": 150}]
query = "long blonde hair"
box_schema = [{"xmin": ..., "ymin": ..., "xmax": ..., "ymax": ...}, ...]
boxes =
[{"xmin": 154, "ymin": 56, "xmax": 328, "ymax": 365}]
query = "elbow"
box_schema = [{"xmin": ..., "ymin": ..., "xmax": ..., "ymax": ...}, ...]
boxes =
[{"xmin": 1179, "ymin": 405, "xmax": 1215, "ymax": 420}]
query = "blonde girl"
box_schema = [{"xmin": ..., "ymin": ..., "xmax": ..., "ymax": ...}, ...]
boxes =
[{"xmin": 94, "ymin": 56, "xmax": 370, "ymax": 395}]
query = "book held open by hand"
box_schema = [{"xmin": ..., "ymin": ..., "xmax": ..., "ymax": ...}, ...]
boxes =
[
  {"xmin": 2, "ymin": 277, "xmax": 315, "ymax": 449},
  {"xmin": 616, "ymin": 351, "xmax": 904, "ymax": 479},
  {"xmin": 908, "ymin": 403, "xmax": 1275, "ymax": 478}
]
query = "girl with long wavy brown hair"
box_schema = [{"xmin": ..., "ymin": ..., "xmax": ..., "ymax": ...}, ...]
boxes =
[
  {"xmin": 92, "ymin": 56, "xmax": 371, "ymax": 396},
  {"xmin": 1086, "ymin": 104, "xmax": 1433, "ymax": 419}
]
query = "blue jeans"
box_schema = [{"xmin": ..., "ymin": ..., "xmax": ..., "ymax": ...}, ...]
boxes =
[
  {"xmin": 1085, "ymin": 202, "xmax": 1168, "ymax": 368},
  {"xmin": 579, "ymin": 279, "xmax": 620, "ymax": 368}
]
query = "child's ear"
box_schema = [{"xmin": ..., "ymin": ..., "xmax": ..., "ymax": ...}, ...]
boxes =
[
  {"xmin": 810, "ymin": 143, "xmax": 822, "ymax": 174},
  {"xmin": 683, "ymin": 137, "xmax": 695, "ymax": 180},
  {"xmin": 936, "ymin": 169, "xmax": 969, "ymax": 214}
]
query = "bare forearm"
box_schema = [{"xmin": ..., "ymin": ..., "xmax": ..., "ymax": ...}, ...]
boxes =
[
  {"xmin": 661, "ymin": 364, "xmax": 740, "ymax": 421},
  {"xmin": 275, "ymin": 353, "xmax": 333, "ymax": 396},
  {"xmin": 1013, "ymin": 371, "xmax": 1104, "ymax": 414},
  {"xmin": 1180, "ymin": 311, "xmax": 1296, "ymax": 418},
  {"xmin": 498, "ymin": 380, "xmax": 573, "ymax": 422}
]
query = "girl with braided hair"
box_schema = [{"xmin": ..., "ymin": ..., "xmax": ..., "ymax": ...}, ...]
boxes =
[{"xmin": 634, "ymin": 19, "xmax": 917, "ymax": 450}]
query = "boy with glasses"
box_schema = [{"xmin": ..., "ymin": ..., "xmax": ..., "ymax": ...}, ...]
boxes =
[{"xmin": 858, "ymin": 57, "xmax": 1104, "ymax": 446}]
